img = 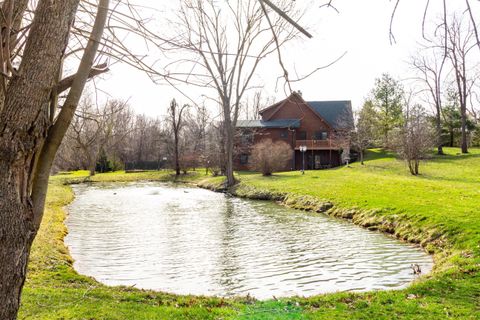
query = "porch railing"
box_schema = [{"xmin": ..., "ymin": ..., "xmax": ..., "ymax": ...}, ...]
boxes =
[{"xmin": 294, "ymin": 139, "xmax": 338, "ymax": 150}]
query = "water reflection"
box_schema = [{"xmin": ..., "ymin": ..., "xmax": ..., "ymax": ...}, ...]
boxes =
[{"xmin": 65, "ymin": 182, "xmax": 433, "ymax": 300}]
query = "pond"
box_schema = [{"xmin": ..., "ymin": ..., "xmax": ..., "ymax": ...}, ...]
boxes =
[{"xmin": 65, "ymin": 182, "xmax": 433, "ymax": 300}]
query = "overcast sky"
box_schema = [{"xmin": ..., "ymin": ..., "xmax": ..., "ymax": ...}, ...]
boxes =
[{"xmin": 92, "ymin": 0, "xmax": 473, "ymax": 118}]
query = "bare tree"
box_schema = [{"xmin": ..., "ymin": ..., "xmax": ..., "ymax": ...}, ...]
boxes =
[
  {"xmin": 183, "ymin": 104, "xmax": 211, "ymax": 169},
  {"xmin": 251, "ymin": 139, "xmax": 292, "ymax": 176},
  {"xmin": 411, "ymin": 43, "xmax": 448, "ymax": 155},
  {"xmin": 66, "ymin": 97, "xmax": 130, "ymax": 175},
  {"xmin": 445, "ymin": 14, "xmax": 477, "ymax": 153},
  {"xmin": 242, "ymin": 91, "xmax": 275, "ymax": 120},
  {"xmin": 133, "ymin": 114, "xmax": 149, "ymax": 162},
  {"xmin": 393, "ymin": 104, "xmax": 435, "ymax": 175},
  {"xmin": 69, "ymin": 99, "xmax": 105, "ymax": 175},
  {"xmin": 161, "ymin": 0, "xmax": 298, "ymax": 186},
  {"xmin": 167, "ymin": 99, "xmax": 189, "ymax": 176},
  {"xmin": 205, "ymin": 121, "xmax": 227, "ymax": 176},
  {"xmin": 103, "ymin": 100, "xmax": 135, "ymax": 169},
  {"xmin": 393, "ymin": 0, "xmax": 480, "ymax": 57}
]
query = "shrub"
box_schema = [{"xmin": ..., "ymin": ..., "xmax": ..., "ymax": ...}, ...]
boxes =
[
  {"xmin": 251, "ymin": 139, "xmax": 292, "ymax": 176},
  {"xmin": 392, "ymin": 104, "xmax": 435, "ymax": 175}
]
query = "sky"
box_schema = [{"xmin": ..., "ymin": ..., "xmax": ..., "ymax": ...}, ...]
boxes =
[{"xmin": 92, "ymin": 0, "xmax": 472, "ymax": 118}]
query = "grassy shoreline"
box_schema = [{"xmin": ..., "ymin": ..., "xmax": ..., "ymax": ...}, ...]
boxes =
[{"xmin": 19, "ymin": 148, "xmax": 480, "ymax": 319}]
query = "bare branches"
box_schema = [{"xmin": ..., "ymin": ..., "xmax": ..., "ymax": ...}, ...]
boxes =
[
  {"xmin": 168, "ymin": 98, "xmax": 190, "ymax": 175},
  {"xmin": 290, "ymin": 51, "xmax": 348, "ymax": 83},
  {"xmin": 390, "ymin": 0, "xmax": 480, "ymax": 55},
  {"xmin": 159, "ymin": 0, "xmax": 302, "ymax": 186},
  {"xmin": 389, "ymin": 0, "xmax": 400, "ymax": 44},
  {"xmin": 32, "ymin": 0, "xmax": 111, "ymax": 228},
  {"xmin": 410, "ymin": 43, "xmax": 447, "ymax": 154},
  {"xmin": 464, "ymin": 0, "xmax": 480, "ymax": 52},
  {"xmin": 319, "ymin": 0, "xmax": 339, "ymax": 14},
  {"xmin": 0, "ymin": 0, "xmax": 29, "ymax": 96},
  {"xmin": 66, "ymin": 96, "xmax": 132, "ymax": 175},
  {"xmin": 259, "ymin": 0, "xmax": 291, "ymax": 93},
  {"xmin": 260, "ymin": 0, "xmax": 312, "ymax": 38},
  {"xmin": 393, "ymin": 104, "xmax": 436, "ymax": 175},
  {"xmin": 445, "ymin": 14, "xmax": 477, "ymax": 153}
]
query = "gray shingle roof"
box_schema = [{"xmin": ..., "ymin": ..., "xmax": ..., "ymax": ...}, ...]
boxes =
[
  {"xmin": 307, "ymin": 101, "xmax": 353, "ymax": 129},
  {"xmin": 236, "ymin": 119, "xmax": 301, "ymax": 128}
]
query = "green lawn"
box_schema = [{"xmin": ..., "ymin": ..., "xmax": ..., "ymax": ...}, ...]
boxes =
[
  {"xmin": 19, "ymin": 148, "xmax": 480, "ymax": 319},
  {"xmin": 235, "ymin": 149, "xmax": 480, "ymax": 253}
]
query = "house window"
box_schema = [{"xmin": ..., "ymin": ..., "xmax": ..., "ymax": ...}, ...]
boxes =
[
  {"xmin": 313, "ymin": 131, "xmax": 328, "ymax": 140},
  {"xmin": 280, "ymin": 130, "xmax": 288, "ymax": 139},
  {"xmin": 241, "ymin": 132, "xmax": 253, "ymax": 144},
  {"xmin": 297, "ymin": 131, "xmax": 307, "ymax": 140},
  {"xmin": 240, "ymin": 154, "xmax": 249, "ymax": 165}
]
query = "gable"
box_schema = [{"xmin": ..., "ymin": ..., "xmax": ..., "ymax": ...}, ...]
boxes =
[
  {"xmin": 259, "ymin": 93, "xmax": 304, "ymax": 120},
  {"xmin": 258, "ymin": 93, "xmax": 354, "ymax": 130}
]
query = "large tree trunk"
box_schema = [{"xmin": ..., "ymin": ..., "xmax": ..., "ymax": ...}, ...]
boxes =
[
  {"xmin": 0, "ymin": 1, "xmax": 80, "ymax": 318},
  {"xmin": 0, "ymin": 169, "xmax": 36, "ymax": 320},
  {"xmin": 0, "ymin": 0, "xmax": 109, "ymax": 317}
]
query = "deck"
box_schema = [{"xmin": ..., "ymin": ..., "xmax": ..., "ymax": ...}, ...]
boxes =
[{"xmin": 294, "ymin": 139, "xmax": 340, "ymax": 150}]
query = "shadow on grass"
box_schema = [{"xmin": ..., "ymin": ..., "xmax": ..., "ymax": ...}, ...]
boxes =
[
  {"xmin": 430, "ymin": 151, "xmax": 480, "ymax": 164},
  {"xmin": 236, "ymin": 150, "xmax": 397, "ymax": 181},
  {"xmin": 236, "ymin": 148, "xmax": 480, "ymax": 185},
  {"xmin": 363, "ymin": 149, "xmax": 397, "ymax": 161}
]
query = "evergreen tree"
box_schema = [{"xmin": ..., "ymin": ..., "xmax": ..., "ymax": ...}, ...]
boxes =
[
  {"xmin": 442, "ymin": 91, "xmax": 476, "ymax": 147},
  {"xmin": 371, "ymin": 73, "xmax": 404, "ymax": 148},
  {"xmin": 353, "ymin": 100, "xmax": 380, "ymax": 164}
]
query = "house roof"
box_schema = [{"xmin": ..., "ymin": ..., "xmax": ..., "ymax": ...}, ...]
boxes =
[
  {"xmin": 236, "ymin": 119, "xmax": 301, "ymax": 128},
  {"xmin": 306, "ymin": 101, "xmax": 353, "ymax": 129},
  {"xmin": 258, "ymin": 92, "xmax": 353, "ymax": 130}
]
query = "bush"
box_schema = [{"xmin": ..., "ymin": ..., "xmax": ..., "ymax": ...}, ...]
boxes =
[
  {"xmin": 392, "ymin": 104, "xmax": 435, "ymax": 175},
  {"xmin": 251, "ymin": 139, "xmax": 292, "ymax": 176}
]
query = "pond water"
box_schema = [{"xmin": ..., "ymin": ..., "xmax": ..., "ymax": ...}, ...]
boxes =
[{"xmin": 65, "ymin": 182, "xmax": 433, "ymax": 300}]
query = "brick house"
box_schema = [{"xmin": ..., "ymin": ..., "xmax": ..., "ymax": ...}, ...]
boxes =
[{"xmin": 234, "ymin": 92, "xmax": 354, "ymax": 171}]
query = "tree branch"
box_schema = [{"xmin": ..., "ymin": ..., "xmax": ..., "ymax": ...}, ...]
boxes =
[
  {"xmin": 260, "ymin": 0, "xmax": 312, "ymax": 38},
  {"xmin": 56, "ymin": 62, "xmax": 109, "ymax": 94}
]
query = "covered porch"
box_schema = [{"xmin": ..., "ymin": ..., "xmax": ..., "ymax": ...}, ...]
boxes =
[{"xmin": 293, "ymin": 149, "xmax": 341, "ymax": 170}]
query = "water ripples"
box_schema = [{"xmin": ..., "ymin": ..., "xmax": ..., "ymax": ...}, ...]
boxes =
[{"xmin": 65, "ymin": 182, "xmax": 433, "ymax": 300}]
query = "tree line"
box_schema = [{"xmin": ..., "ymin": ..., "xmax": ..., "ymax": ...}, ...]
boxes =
[
  {"xmin": 355, "ymin": 72, "xmax": 479, "ymax": 175},
  {"xmin": 54, "ymin": 94, "xmax": 240, "ymax": 177}
]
